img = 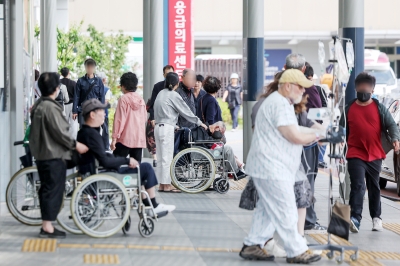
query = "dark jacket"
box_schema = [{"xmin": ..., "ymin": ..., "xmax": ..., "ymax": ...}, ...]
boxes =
[
  {"xmin": 73, "ymin": 74, "xmax": 105, "ymax": 114},
  {"xmin": 77, "ymin": 125, "xmax": 130, "ymax": 175},
  {"xmin": 315, "ymin": 85, "xmax": 327, "ymax": 108},
  {"xmin": 339, "ymin": 98, "xmax": 400, "ymax": 154},
  {"xmin": 194, "ymin": 89, "xmax": 207, "ymax": 113},
  {"xmin": 304, "ymin": 85, "xmax": 322, "ymax": 112},
  {"xmin": 29, "ymin": 97, "xmax": 76, "ymax": 161},
  {"xmin": 61, "ymin": 78, "xmax": 77, "ymax": 104},
  {"xmin": 197, "ymin": 93, "xmax": 222, "ymax": 125},
  {"xmin": 176, "ymin": 82, "xmax": 197, "ymax": 129},
  {"xmin": 147, "ymin": 80, "xmax": 165, "ymax": 121},
  {"xmin": 225, "ymin": 84, "xmax": 242, "ymax": 108}
]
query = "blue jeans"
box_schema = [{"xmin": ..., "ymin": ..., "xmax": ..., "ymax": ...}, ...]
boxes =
[
  {"xmin": 318, "ymin": 145, "xmax": 326, "ymax": 163},
  {"xmin": 118, "ymin": 162, "xmax": 158, "ymax": 189},
  {"xmin": 230, "ymin": 105, "xmax": 240, "ymax": 129}
]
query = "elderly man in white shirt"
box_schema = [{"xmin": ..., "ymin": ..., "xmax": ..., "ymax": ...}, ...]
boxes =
[{"xmin": 239, "ymin": 69, "xmax": 322, "ymax": 264}]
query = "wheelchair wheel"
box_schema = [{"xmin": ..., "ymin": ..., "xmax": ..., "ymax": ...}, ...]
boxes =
[
  {"xmin": 214, "ymin": 178, "xmax": 230, "ymax": 194},
  {"xmin": 171, "ymin": 148, "xmax": 215, "ymax": 193},
  {"xmin": 6, "ymin": 166, "xmax": 42, "ymax": 226},
  {"xmin": 70, "ymin": 174, "xmax": 130, "ymax": 238},
  {"xmin": 138, "ymin": 217, "xmax": 155, "ymax": 238},
  {"xmin": 57, "ymin": 172, "xmax": 83, "ymax": 235}
]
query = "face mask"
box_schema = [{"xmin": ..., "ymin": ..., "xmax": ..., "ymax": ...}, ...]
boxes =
[
  {"xmin": 212, "ymin": 130, "xmax": 223, "ymax": 139},
  {"xmin": 357, "ymin": 92, "xmax": 371, "ymax": 102}
]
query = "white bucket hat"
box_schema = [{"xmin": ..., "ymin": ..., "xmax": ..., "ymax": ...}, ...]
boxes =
[{"xmin": 230, "ymin": 73, "xmax": 239, "ymax": 79}]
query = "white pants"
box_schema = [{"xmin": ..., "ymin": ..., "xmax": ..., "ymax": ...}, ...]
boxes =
[
  {"xmin": 155, "ymin": 123, "xmax": 175, "ymax": 184},
  {"xmin": 244, "ymin": 178, "xmax": 308, "ymax": 258},
  {"xmin": 65, "ymin": 103, "xmax": 78, "ymax": 139}
]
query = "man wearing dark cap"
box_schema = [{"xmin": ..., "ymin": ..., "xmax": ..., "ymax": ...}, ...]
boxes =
[
  {"xmin": 72, "ymin": 58, "xmax": 107, "ymax": 147},
  {"xmin": 77, "ymin": 99, "xmax": 176, "ymax": 216}
]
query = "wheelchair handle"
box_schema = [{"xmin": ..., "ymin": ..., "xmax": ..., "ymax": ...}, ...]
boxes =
[{"xmin": 14, "ymin": 140, "xmax": 27, "ymax": 146}]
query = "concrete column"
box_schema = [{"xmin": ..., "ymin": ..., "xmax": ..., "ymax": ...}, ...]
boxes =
[
  {"xmin": 9, "ymin": 0, "xmax": 24, "ymax": 187},
  {"xmin": 40, "ymin": 0, "xmax": 57, "ymax": 72},
  {"xmin": 242, "ymin": 0, "xmax": 264, "ymax": 162},
  {"xmin": 149, "ymin": 0, "xmax": 163, "ymax": 95},
  {"xmin": 339, "ymin": 0, "xmax": 364, "ymax": 105},
  {"xmin": 143, "ymin": 0, "xmax": 151, "ymax": 102},
  {"xmin": 339, "ymin": 0, "xmax": 364, "ymax": 200}
]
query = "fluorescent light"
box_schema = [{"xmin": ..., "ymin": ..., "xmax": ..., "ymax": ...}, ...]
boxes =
[
  {"xmin": 394, "ymin": 40, "xmax": 400, "ymax": 44},
  {"xmin": 288, "ymin": 39, "xmax": 299, "ymax": 45}
]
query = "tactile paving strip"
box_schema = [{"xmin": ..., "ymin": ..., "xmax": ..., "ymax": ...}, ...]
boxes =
[
  {"xmin": 229, "ymin": 178, "xmax": 248, "ymax": 190},
  {"xmin": 310, "ymin": 234, "xmax": 400, "ymax": 265},
  {"xmin": 383, "ymin": 223, "xmax": 400, "ymax": 236},
  {"xmin": 83, "ymin": 254, "xmax": 120, "ymax": 264},
  {"xmin": 22, "ymin": 239, "xmax": 57, "ymax": 252}
]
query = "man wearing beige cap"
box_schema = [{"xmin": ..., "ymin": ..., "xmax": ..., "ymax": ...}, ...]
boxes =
[{"xmin": 239, "ymin": 69, "xmax": 321, "ymax": 264}]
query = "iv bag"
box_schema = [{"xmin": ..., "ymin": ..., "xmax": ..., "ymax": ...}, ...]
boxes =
[
  {"xmin": 335, "ymin": 41, "xmax": 350, "ymax": 85},
  {"xmin": 318, "ymin": 41, "xmax": 325, "ymax": 66},
  {"xmin": 329, "ymin": 40, "xmax": 335, "ymax": 60},
  {"xmin": 346, "ymin": 41, "xmax": 354, "ymax": 70}
]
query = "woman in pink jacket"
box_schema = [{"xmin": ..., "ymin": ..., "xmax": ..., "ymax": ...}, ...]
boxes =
[{"xmin": 111, "ymin": 72, "xmax": 147, "ymax": 162}]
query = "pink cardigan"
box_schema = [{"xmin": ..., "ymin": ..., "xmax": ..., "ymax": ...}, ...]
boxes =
[{"xmin": 112, "ymin": 92, "xmax": 147, "ymax": 148}]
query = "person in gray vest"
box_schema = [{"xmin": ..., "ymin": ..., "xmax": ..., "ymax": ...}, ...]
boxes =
[{"xmin": 223, "ymin": 73, "xmax": 243, "ymax": 131}]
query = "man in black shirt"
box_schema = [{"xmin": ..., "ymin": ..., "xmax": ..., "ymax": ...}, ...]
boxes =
[
  {"xmin": 77, "ymin": 99, "xmax": 175, "ymax": 216},
  {"xmin": 60, "ymin": 67, "xmax": 78, "ymax": 138}
]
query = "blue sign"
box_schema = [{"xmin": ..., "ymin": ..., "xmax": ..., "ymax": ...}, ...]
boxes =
[{"xmin": 264, "ymin": 49, "xmax": 292, "ymax": 83}]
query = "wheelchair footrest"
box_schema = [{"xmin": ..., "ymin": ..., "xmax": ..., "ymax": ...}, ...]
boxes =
[{"xmin": 155, "ymin": 210, "xmax": 168, "ymax": 219}]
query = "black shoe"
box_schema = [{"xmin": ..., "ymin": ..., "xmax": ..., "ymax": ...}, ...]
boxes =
[
  {"xmin": 318, "ymin": 162, "xmax": 327, "ymax": 169},
  {"xmin": 305, "ymin": 222, "xmax": 327, "ymax": 231},
  {"xmin": 235, "ymin": 170, "xmax": 247, "ymax": 181},
  {"xmin": 39, "ymin": 227, "xmax": 66, "ymax": 239},
  {"xmin": 239, "ymin": 245, "xmax": 275, "ymax": 261},
  {"xmin": 153, "ymin": 160, "xmax": 157, "ymax": 167}
]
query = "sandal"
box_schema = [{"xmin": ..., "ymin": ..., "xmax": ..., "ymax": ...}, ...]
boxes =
[{"xmin": 161, "ymin": 189, "xmax": 181, "ymax": 193}]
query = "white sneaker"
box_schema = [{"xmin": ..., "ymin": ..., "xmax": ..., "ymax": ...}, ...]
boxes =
[
  {"xmin": 372, "ymin": 217, "xmax": 383, "ymax": 231},
  {"xmin": 264, "ymin": 239, "xmax": 287, "ymax": 258},
  {"xmin": 146, "ymin": 203, "xmax": 176, "ymax": 218}
]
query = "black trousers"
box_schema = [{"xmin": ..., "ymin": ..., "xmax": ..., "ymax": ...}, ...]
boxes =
[
  {"xmin": 302, "ymin": 145, "xmax": 319, "ymax": 227},
  {"xmin": 113, "ymin": 142, "xmax": 142, "ymax": 162},
  {"xmin": 348, "ymin": 158, "xmax": 382, "ymax": 222},
  {"xmin": 36, "ymin": 159, "xmax": 66, "ymax": 221}
]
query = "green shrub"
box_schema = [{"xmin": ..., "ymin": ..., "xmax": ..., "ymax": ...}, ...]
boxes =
[{"xmin": 217, "ymin": 98, "xmax": 242, "ymax": 129}]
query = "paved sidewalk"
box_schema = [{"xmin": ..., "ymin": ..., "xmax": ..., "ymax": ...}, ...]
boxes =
[{"xmin": 1, "ymin": 130, "xmax": 400, "ymax": 265}]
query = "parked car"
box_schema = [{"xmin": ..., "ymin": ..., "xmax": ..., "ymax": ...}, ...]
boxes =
[{"xmin": 380, "ymin": 99, "xmax": 400, "ymax": 196}]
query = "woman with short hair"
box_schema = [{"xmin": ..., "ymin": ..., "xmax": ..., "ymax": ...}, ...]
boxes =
[
  {"xmin": 197, "ymin": 76, "xmax": 223, "ymax": 125},
  {"xmin": 111, "ymin": 72, "xmax": 147, "ymax": 162}
]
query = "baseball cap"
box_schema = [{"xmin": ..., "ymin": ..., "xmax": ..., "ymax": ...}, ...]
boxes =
[
  {"xmin": 82, "ymin": 99, "xmax": 108, "ymax": 117},
  {"xmin": 279, "ymin": 69, "xmax": 313, "ymax": 88},
  {"xmin": 230, "ymin": 73, "xmax": 239, "ymax": 79}
]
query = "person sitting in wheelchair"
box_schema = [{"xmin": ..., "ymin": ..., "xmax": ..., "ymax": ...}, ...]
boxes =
[
  {"xmin": 77, "ymin": 98, "xmax": 175, "ymax": 216},
  {"xmin": 189, "ymin": 121, "xmax": 247, "ymax": 180}
]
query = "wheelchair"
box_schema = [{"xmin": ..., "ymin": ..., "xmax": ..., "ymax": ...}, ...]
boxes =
[
  {"xmin": 171, "ymin": 128, "xmax": 239, "ymax": 194},
  {"xmin": 69, "ymin": 162, "xmax": 164, "ymax": 238},
  {"xmin": 7, "ymin": 141, "xmax": 161, "ymax": 238}
]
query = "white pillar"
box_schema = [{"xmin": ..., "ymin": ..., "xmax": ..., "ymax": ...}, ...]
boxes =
[
  {"xmin": 40, "ymin": 0, "xmax": 57, "ymax": 72},
  {"xmin": 143, "ymin": 0, "xmax": 151, "ymax": 102},
  {"xmin": 149, "ymin": 0, "xmax": 163, "ymax": 97}
]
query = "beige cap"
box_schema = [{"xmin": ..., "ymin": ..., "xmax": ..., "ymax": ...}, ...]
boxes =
[{"xmin": 279, "ymin": 69, "xmax": 313, "ymax": 88}]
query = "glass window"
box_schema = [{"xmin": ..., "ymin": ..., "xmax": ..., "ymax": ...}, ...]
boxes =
[
  {"xmin": 378, "ymin": 47, "xmax": 395, "ymax": 54},
  {"xmin": 365, "ymin": 69, "xmax": 396, "ymax": 86},
  {"xmin": 194, "ymin": 47, "xmax": 211, "ymax": 57}
]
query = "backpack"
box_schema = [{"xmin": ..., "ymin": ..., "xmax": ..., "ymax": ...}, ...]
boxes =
[{"xmin": 55, "ymin": 88, "xmax": 64, "ymax": 107}]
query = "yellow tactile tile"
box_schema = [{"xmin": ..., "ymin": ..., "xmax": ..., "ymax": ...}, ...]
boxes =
[
  {"xmin": 83, "ymin": 254, "xmax": 120, "ymax": 264},
  {"xmin": 161, "ymin": 246, "xmax": 195, "ymax": 251},
  {"xmin": 383, "ymin": 223, "xmax": 400, "ymax": 236},
  {"xmin": 127, "ymin": 245, "xmax": 160, "ymax": 250},
  {"xmin": 58, "ymin": 243, "xmax": 91, "ymax": 249},
  {"xmin": 229, "ymin": 178, "xmax": 248, "ymax": 190},
  {"xmin": 92, "ymin": 244, "xmax": 125, "ymax": 249},
  {"xmin": 22, "ymin": 239, "xmax": 57, "ymax": 252}
]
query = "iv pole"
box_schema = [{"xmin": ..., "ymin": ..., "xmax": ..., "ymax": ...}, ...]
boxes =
[{"xmin": 308, "ymin": 36, "xmax": 359, "ymax": 264}]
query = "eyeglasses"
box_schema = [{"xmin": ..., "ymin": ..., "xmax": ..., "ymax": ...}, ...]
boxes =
[{"xmin": 290, "ymin": 83, "xmax": 304, "ymax": 90}]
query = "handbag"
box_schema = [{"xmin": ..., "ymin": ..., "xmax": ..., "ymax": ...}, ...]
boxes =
[
  {"xmin": 327, "ymin": 201, "xmax": 351, "ymax": 240},
  {"xmin": 65, "ymin": 149, "xmax": 81, "ymax": 169},
  {"xmin": 239, "ymin": 178, "xmax": 258, "ymax": 210}
]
